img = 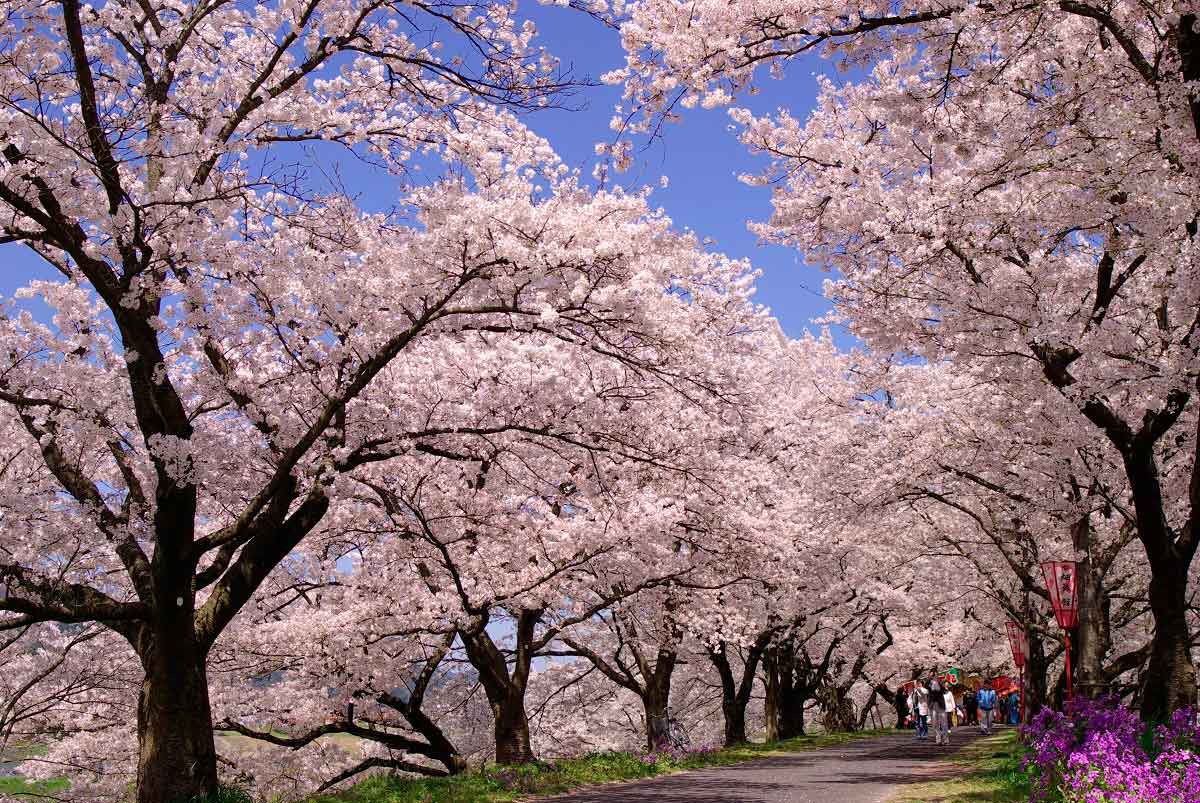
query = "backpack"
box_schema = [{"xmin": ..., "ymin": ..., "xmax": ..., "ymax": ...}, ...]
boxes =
[{"xmin": 978, "ymin": 688, "xmax": 996, "ymax": 709}]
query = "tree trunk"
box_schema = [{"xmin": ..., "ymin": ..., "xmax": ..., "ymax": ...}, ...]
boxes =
[
  {"xmin": 1115, "ymin": 418, "xmax": 1199, "ymax": 719},
  {"xmin": 136, "ymin": 635, "xmax": 218, "ymax": 803},
  {"xmin": 1024, "ymin": 630, "xmax": 1050, "ymax": 718},
  {"xmin": 778, "ymin": 673, "xmax": 805, "ymax": 739},
  {"xmin": 763, "ymin": 652, "xmax": 780, "ymax": 742},
  {"xmin": 762, "ymin": 644, "xmax": 806, "ymax": 740},
  {"xmin": 493, "ymin": 691, "xmax": 534, "ymax": 765},
  {"xmin": 641, "ymin": 655, "xmax": 676, "ymax": 751},
  {"xmin": 787, "ymin": 698, "xmax": 806, "ymax": 738},
  {"xmin": 709, "ymin": 644, "xmax": 750, "ymax": 746},
  {"xmin": 1072, "ymin": 562, "xmax": 1107, "ymax": 699},
  {"xmin": 387, "ymin": 700, "xmax": 467, "ymax": 774},
  {"xmin": 1140, "ymin": 562, "xmax": 1198, "ymax": 721},
  {"xmin": 643, "ymin": 686, "xmax": 670, "ymax": 751},
  {"xmin": 1177, "ymin": 13, "xmax": 1200, "ymax": 140},
  {"xmin": 1067, "ymin": 509, "xmax": 1116, "ymax": 702},
  {"xmin": 459, "ymin": 610, "xmax": 539, "ymax": 765},
  {"xmin": 722, "ymin": 697, "xmax": 748, "ymax": 746}
]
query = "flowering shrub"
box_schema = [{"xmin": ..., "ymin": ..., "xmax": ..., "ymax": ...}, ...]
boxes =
[
  {"xmin": 1022, "ymin": 696, "xmax": 1200, "ymax": 802},
  {"xmin": 639, "ymin": 745, "xmax": 718, "ymax": 766}
]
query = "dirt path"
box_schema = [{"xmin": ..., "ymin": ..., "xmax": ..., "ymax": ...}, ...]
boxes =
[{"xmin": 540, "ymin": 727, "xmax": 997, "ymax": 803}]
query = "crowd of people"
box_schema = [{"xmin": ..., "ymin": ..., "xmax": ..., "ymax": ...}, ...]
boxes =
[{"xmin": 894, "ymin": 677, "xmax": 1021, "ymax": 746}]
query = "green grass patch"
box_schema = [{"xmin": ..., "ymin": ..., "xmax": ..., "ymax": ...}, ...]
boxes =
[
  {"xmin": 0, "ymin": 775, "xmax": 71, "ymax": 797},
  {"xmin": 312, "ymin": 729, "xmax": 886, "ymax": 803},
  {"xmin": 888, "ymin": 731, "xmax": 1033, "ymax": 803}
]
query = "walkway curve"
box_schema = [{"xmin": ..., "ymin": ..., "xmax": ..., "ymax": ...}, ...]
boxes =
[{"xmin": 537, "ymin": 727, "xmax": 996, "ymax": 803}]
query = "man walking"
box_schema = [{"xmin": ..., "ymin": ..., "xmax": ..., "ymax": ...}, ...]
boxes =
[{"xmin": 977, "ymin": 679, "xmax": 997, "ymax": 735}]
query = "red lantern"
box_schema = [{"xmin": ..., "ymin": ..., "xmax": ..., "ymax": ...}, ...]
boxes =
[
  {"xmin": 1005, "ymin": 621, "xmax": 1028, "ymax": 669},
  {"xmin": 1006, "ymin": 621, "xmax": 1028, "ymax": 723},
  {"xmin": 1042, "ymin": 561, "xmax": 1079, "ymax": 629},
  {"xmin": 1042, "ymin": 560, "xmax": 1079, "ymax": 705}
]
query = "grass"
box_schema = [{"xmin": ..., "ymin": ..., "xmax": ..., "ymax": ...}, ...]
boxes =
[
  {"xmin": 887, "ymin": 730, "xmax": 1033, "ymax": 803},
  {"xmin": 0, "ymin": 775, "xmax": 70, "ymax": 796},
  {"xmin": 0, "ymin": 741, "xmax": 69, "ymax": 798},
  {"xmin": 311, "ymin": 729, "xmax": 886, "ymax": 803}
]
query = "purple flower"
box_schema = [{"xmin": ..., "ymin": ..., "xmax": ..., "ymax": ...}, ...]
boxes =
[{"xmin": 1021, "ymin": 698, "xmax": 1200, "ymax": 802}]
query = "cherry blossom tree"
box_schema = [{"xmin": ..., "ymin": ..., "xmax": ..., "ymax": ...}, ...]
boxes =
[
  {"xmin": 609, "ymin": 0, "xmax": 1200, "ymax": 719},
  {"xmin": 0, "ymin": 1, "xmax": 780, "ymax": 798}
]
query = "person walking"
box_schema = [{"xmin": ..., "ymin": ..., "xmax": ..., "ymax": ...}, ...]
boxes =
[
  {"xmin": 942, "ymin": 683, "xmax": 956, "ymax": 742},
  {"xmin": 910, "ymin": 682, "xmax": 930, "ymax": 740},
  {"xmin": 977, "ymin": 679, "xmax": 997, "ymax": 735},
  {"xmin": 928, "ymin": 677, "xmax": 949, "ymax": 746},
  {"xmin": 894, "ymin": 687, "xmax": 910, "ymax": 730},
  {"xmin": 964, "ymin": 687, "xmax": 978, "ymax": 725}
]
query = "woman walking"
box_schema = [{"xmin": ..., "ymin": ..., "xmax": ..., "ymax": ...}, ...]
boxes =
[{"xmin": 927, "ymin": 677, "xmax": 949, "ymax": 746}]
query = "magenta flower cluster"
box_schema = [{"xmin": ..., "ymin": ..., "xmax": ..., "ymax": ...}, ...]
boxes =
[{"xmin": 1022, "ymin": 696, "xmax": 1200, "ymax": 802}]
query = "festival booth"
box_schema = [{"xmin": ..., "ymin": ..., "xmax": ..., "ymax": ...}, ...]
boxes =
[
  {"xmin": 938, "ymin": 667, "xmax": 964, "ymax": 686},
  {"xmin": 991, "ymin": 674, "xmax": 1017, "ymax": 695}
]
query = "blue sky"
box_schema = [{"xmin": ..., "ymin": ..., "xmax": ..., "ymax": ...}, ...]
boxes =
[
  {"xmin": 523, "ymin": 5, "xmax": 837, "ymax": 339},
  {"xmin": 0, "ymin": 4, "xmax": 841, "ymax": 339}
]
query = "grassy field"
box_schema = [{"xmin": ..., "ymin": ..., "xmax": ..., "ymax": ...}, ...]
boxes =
[
  {"xmin": 310, "ymin": 730, "xmax": 886, "ymax": 803},
  {"xmin": 887, "ymin": 731, "xmax": 1031, "ymax": 803},
  {"xmin": 0, "ymin": 775, "xmax": 70, "ymax": 797},
  {"xmin": 0, "ymin": 741, "xmax": 69, "ymax": 798}
]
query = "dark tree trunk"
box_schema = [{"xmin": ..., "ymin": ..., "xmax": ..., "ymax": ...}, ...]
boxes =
[
  {"xmin": 1141, "ymin": 561, "xmax": 1198, "ymax": 721},
  {"xmin": 722, "ymin": 698, "xmax": 748, "ymax": 745},
  {"xmin": 643, "ymin": 686, "xmax": 670, "ymax": 751},
  {"xmin": 640, "ymin": 651, "xmax": 677, "ymax": 750},
  {"xmin": 403, "ymin": 706, "xmax": 467, "ymax": 774},
  {"xmin": 1037, "ymin": 343, "xmax": 1200, "ymax": 720},
  {"xmin": 709, "ymin": 640, "xmax": 764, "ymax": 747},
  {"xmin": 1069, "ymin": 514, "xmax": 1111, "ymax": 700},
  {"xmin": 762, "ymin": 641, "xmax": 810, "ymax": 740},
  {"xmin": 1115, "ymin": 407, "xmax": 1198, "ymax": 718},
  {"xmin": 1024, "ymin": 630, "xmax": 1050, "ymax": 718},
  {"xmin": 136, "ymin": 634, "xmax": 217, "ymax": 803},
  {"xmin": 710, "ymin": 645, "xmax": 745, "ymax": 746},
  {"xmin": 779, "ymin": 692, "xmax": 805, "ymax": 738},
  {"xmin": 493, "ymin": 692, "xmax": 534, "ymax": 765},
  {"xmin": 1177, "ymin": 13, "xmax": 1200, "ymax": 140},
  {"xmin": 459, "ymin": 610, "xmax": 540, "ymax": 765},
  {"xmin": 763, "ymin": 651, "xmax": 781, "ymax": 742},
  {"xmin": 377, "ymin": 637, "xmax": 467, "ymax": 777}
]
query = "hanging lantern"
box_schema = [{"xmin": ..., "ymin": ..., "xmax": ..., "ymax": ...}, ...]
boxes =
[
  {"xmin": 1041, "ymin": 559, "xmax": 1079, "ymax": 704},
  {"xmin": 1005, "ymin": 621, "xmax": 1028, "ymax": 669},
  {"xmin": 1041, "ymin": 560, "xmax": 1079, "ymax": 629},
  {"xmin": 1006, "ymin": 621, "xmax": 1029, "ymax": 724}
]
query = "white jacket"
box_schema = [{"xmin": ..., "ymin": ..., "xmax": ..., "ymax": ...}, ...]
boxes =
[{"xmin": 911, "ymin": 686, "xmax": 930, "ymax": 716}]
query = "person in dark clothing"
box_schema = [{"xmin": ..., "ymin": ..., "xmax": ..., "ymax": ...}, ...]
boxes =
[
  {"xmin": 963, "ymin": 689, "xmax": 978, "ymax": 725},
  {"xmin": 894, "ymin": 688, "xmax": 910, "ymax": 729},
  {"xmin": 928, "ymin": 677, "xmax": 949, "ymax": 746}
]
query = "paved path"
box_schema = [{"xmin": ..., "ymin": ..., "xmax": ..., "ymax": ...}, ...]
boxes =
[{"xmin": 542, "ymin": 727, "xmax": 999, "ymax": 803}]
